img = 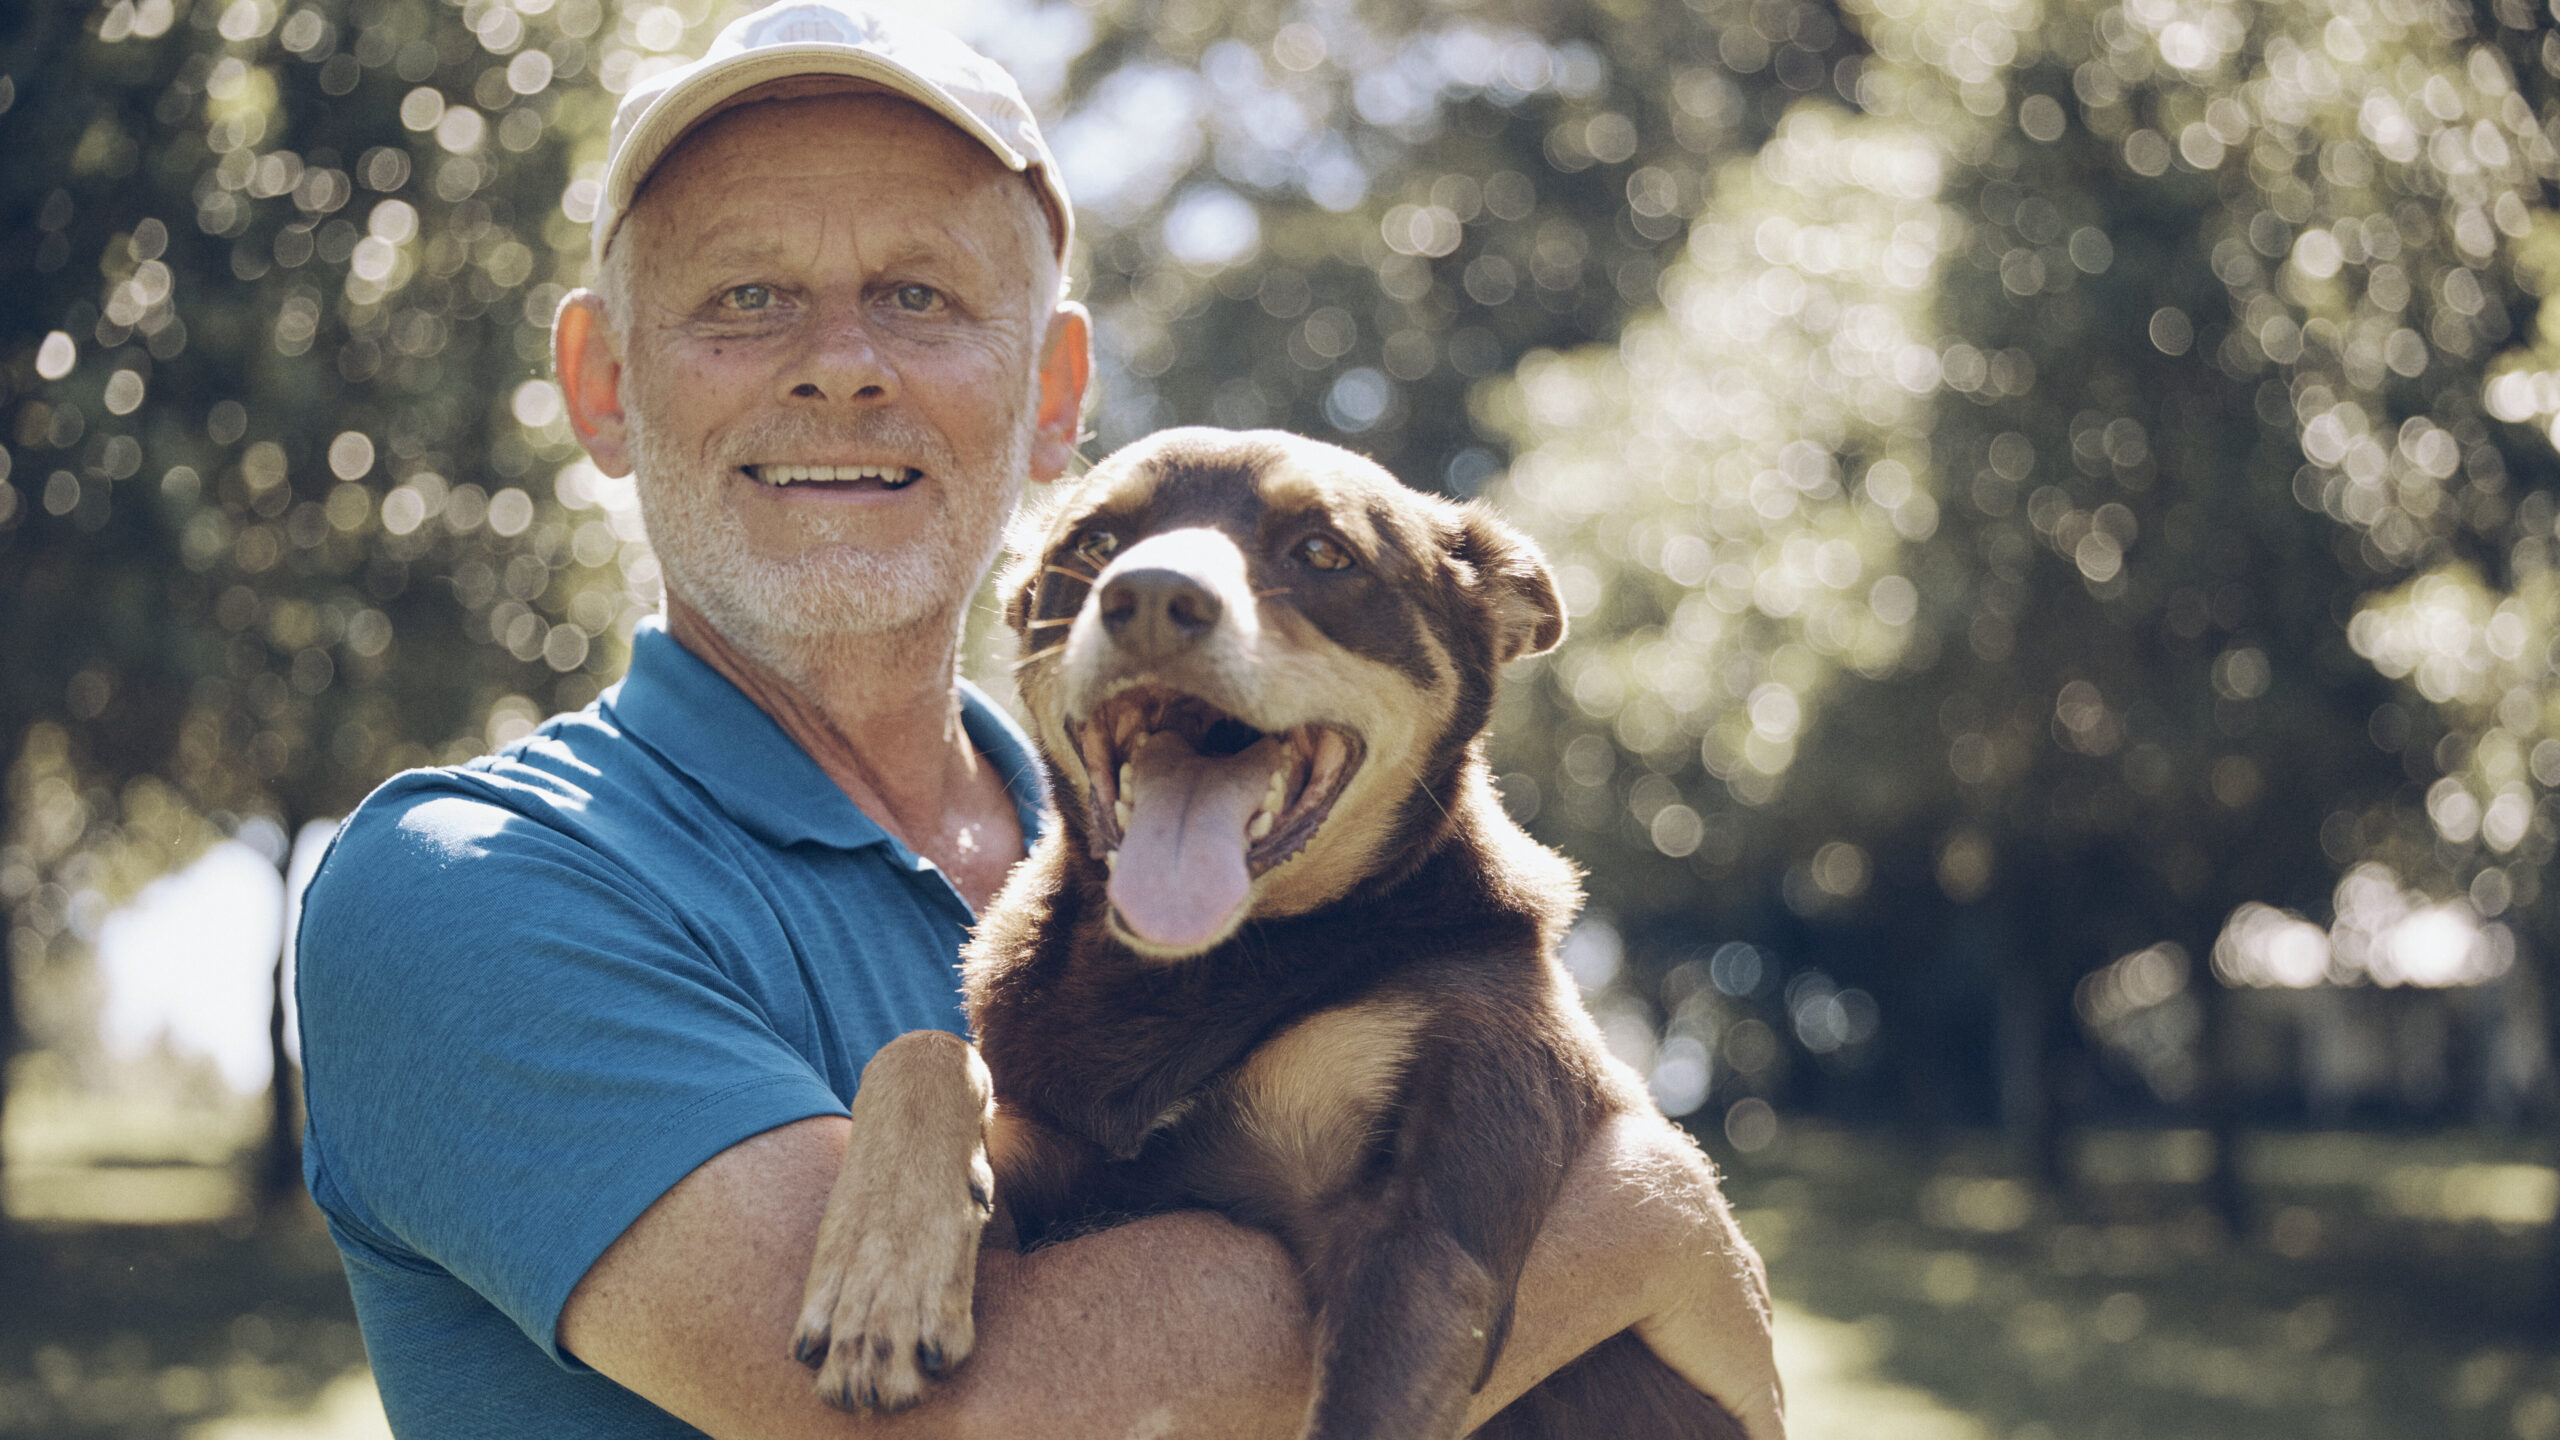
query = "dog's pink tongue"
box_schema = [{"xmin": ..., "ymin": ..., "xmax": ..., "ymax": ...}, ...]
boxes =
[{"xmin": 1108, "ymin": 734, "xmax": 1280, "ymax": 953}]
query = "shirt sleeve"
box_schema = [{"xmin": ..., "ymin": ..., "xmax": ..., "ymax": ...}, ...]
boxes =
[{"xmin": 295, "ymin": 778, "xmax": 851, "ymax": 1368}]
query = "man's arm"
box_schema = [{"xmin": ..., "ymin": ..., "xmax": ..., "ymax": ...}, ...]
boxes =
[{"xmin": 561, "ymin": 1110, "xmax": 1782, "ymax": 1439}]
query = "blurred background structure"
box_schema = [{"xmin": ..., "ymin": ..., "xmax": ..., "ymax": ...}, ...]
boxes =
[{"xmin": 3, "ymin": 0, "xmax": 2560, "ymax": 1434}]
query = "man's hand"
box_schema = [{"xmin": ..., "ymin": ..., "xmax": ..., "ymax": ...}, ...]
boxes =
[
  {"xmin": 1479, "ymin": 1108, "xmax": 1786, "ymax": 1439},
  {"xmin": 1619, "ymin": 1119, "xmax": 1787, "ymax": 1440}
]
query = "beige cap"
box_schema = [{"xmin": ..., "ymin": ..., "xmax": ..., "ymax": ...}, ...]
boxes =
[{"xmin": 589, "ymin": 0, "xmax": 1072, "ymax": 268}]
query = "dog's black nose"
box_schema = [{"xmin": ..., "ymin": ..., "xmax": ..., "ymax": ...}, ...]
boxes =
[{"xmin": 1099, "ymin": 566, "xmax": 1224, "ymax": 658}]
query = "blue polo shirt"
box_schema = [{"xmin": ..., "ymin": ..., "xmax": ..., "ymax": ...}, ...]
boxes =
[{"xmin": 295, "ymin": 620, "xmax": 1046, "ymax": 1438}]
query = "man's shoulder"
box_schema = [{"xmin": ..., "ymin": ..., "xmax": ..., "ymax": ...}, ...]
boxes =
[
  {"xmin": 307, "ymin": 706, "xmax": 724, "ymax": 926},
  {"xmin": 357, "ymin": 704, "xmax": 693, "ymax": 840}
]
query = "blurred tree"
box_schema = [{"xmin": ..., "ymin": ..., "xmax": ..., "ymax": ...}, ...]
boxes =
[
  {"xmin": 1042, "ymin": 0, "xmax": 1864, "ymax": 489},
  {"xmin": 1482, "ymin": 0, "xmax": 2559, "ymax": 1242},
  {"xmin": 0, "ymin": 0, "xmax": 656, "ymax": 1218},
  {"xmin": 7, "ymin": 0, "xmax": 2554, "ymax": 1289}
]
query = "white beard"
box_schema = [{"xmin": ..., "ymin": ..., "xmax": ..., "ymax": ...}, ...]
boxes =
[{"xmin": 627, "ymin": 400, "xmax": 1029, "ymax": 678}]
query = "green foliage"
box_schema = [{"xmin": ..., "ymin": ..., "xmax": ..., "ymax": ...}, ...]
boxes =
[
  {"xmin": 1054, "ymin": 0, "xmax": 1861, "ymax": 487},
  {"xmin": 1477, "ymin": 0, "xmax": 2560, "ymax": 1121},
  {"xmin": 6, "ymin": 0, "xmax": 2557, "ymax": 1145},
  {"xmin": 1, "ymin": 0, "xmax": 650, "ymax": 849}
]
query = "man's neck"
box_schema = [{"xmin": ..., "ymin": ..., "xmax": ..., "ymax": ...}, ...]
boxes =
[{"xmin": 662, "ymin": 588, "xmax": 984, "ymax": 857}]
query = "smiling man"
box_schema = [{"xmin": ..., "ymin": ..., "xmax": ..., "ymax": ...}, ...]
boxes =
[{"xmin": 291, "ymin": 5, "xmax": 1783, "ymax": 1438}]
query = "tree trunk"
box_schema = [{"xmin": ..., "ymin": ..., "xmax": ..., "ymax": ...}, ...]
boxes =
[
  {"xmin": 0, "ymin": 719, "xmax": 23, "ymax": 1258},
  {"xmin": 256, "ymin": 821, "xmax": 304, "ymax": 1218},
  {"xmin": 257, "ymin": 943, "xmax": 301, "ymax": 1215},
  {"xmin": 2191, "ymin": 952, "xmax": 2249, "ymax": 1237},
  {"xmin": 1997, "ymin": 936, "xmax": 2045, "ymax": 1174},
  {"xmin": 2519, "ymin": 902, "xmax": 2560, "ymax": 1323}
]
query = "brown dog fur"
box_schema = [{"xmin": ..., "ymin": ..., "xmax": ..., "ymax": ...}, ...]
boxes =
[{"xmin": 796, "ymin": 429, "xmax": 1746, "ymax": 1440}]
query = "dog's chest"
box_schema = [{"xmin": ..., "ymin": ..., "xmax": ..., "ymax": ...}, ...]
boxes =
[{"xmin": 1132, "ymin": 996, "xmax": 1430, "ymax": 1226}]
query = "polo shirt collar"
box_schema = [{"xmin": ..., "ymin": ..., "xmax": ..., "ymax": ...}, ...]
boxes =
[{"xmin": 601, "ymin": 619, "xmax": 1046, "ymax": 852}]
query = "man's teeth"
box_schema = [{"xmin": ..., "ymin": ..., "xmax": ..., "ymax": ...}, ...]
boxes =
[{"xmin": 750, "ymin": 464, "xmax": 919, "ymax": 486}]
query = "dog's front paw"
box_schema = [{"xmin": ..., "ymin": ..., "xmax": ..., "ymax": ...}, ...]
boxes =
[
  {"xmin": 793, "ymin": 1209, "xmax": 980, "ymax": 1412},
  {"xmin": 795, "ymin": 1032, "xmax": 998, "ymax": 1412}
]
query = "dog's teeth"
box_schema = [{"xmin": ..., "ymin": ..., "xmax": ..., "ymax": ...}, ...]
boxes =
[
  {"xmin": 1119, "ymin": 763, "xmax": 1135, "ymax": 798},
  {"xmin": 1312, "ymin": 730, "xmax": 1348, "ymax": 786},
  {"xmin": 1249, "ymin": 810, "xmax": 1273, "ymax": 841},
  {"xmin": 1115, "ymin": 799, "xmax": 1133, "ymax": 830},
  {"xmin": 1105, "ymin": 849, "xmax": 1119, "ymax": 871}
]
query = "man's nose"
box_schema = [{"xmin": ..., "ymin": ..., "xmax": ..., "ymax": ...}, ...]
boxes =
[
  {"xmin": 785, "ymin": 303, "xmax": 895, "ymax": 404},
  {"xmin": 1098, "ymin": 567, "xmax": 1224, "ymax": 661}
]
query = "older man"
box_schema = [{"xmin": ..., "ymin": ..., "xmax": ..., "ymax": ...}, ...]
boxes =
[{"xmin": 294, "ymin": 5, "xmax": 1781, "ymax": 1438}]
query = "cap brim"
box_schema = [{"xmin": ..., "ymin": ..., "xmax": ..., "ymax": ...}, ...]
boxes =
[{"xmin": 595, "ymin": 43, "xmax": 1033, "ymax": 263}]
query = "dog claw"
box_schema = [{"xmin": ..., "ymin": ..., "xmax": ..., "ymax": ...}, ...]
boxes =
[{"xmin": 800, "ymin": 1262, "xmax": 979, "ymax": 1413}]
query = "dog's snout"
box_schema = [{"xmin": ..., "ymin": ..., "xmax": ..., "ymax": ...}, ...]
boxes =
[{"xmin": 1100, "ymin": 567, "xmax": 1224, "ymax": 658}]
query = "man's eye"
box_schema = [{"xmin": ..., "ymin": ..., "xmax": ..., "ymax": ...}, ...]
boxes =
[
  {"xmin": 891, "ymin": 284, "xmax": 944, "ymax": 314},
  {"xmin": 724, "ymin": 284, "xmax": 775, "ymax": 311}
]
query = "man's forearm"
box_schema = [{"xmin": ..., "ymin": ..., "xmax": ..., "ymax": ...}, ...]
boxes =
[
  {"xmin": 561, "ymin": 1111, "xmax": 1779, "ymax": 1439},
  {"xmin": 563, "ymin": 1117, "xmax": 1319, "ymax": 1440},
  {"xmin": 941, "ymin": 1211, "xmax": 1313, "ymax": 1437}
]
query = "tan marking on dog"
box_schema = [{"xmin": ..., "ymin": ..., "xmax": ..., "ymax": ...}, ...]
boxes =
[
  {"xmin": 1078, "ymin": 442, "xmax": 1177, "ymax": 513},
  {"xmin": 797, "ymin": 1031, "xmax": 994, "ymax": 1412},
  {"xmin": 1246, "ymin": 608, "xmax": 1457, "ymax": 920},
  {"xmin": 1250, "ymin": 459, "xmax": 1385, "ymax": 545},
  {"xmin": 1032, "ymin": 511, "xmax": 1461, "ymax": 941},
  {"xmin": 1012, "ymin": 431, "xmax": 1483, "ymax": 950},
  {"xmin": 1231, "ymin": 998, "xmax": 1430, "ymax": 1206}
]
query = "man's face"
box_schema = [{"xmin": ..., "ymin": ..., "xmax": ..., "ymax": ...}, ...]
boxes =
[{"xmin": 600, "ymin": 93, "xmax": 1073, "ymax": 656}]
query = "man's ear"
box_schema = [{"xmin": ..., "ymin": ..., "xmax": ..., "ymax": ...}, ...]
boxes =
[
  {"xmin": 1028, "ymin": 303, "xmax": 1093, "ymax": 485},
  {"xmin": 555, "ymin": 291, "xmax": 632, "ymax": 477},
  {"xmin": 1450, "ymin": 504, "xmax": 1566, "ymax": 664}
]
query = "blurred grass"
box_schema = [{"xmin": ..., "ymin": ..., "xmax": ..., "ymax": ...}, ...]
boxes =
[
  {"xmin": 3, "ymin": 1057, "xmax": 264, "ymax": 1227},
  {"xmin": 10, "ymin": 1114, "xmax": 2560, "ymax": 1437},
  {"xmin": 2, "ymin": 1078, "xmax": 379, "ymax": 1439},
  {"xmin": 0, "ymin": 1204, "xmax": 377, "ymax": 1439},
  {"xmin": 1730, "ymin": 1122, "xmax": 2560, "ymax": 1440}
]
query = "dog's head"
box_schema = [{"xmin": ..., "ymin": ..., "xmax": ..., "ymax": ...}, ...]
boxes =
[{"xmin": 1002, "ymin": 428, "xmax": 1563, "ymax": 960}]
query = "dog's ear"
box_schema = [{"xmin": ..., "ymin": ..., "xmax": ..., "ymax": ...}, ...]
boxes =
[{"xmin": 1449, "ymin": 504, "xmax": 1566, "ymax": 664}]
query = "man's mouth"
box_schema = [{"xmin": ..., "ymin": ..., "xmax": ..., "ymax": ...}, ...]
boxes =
[
  {"xmin": 744, "ymin": 464, "xmax": 922, "ymax": 489},
  {"xmin": 1070, "ymin": 687, "xmax": 1363, "ymax": 954}
]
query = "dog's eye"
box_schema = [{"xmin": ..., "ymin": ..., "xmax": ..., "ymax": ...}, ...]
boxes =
[
  {"xmin": 1296, "ymin": 534, "xmax": 1355, "ymax": 571},
  {"xmin": 1073, "ymin": 530, "xmax": 1120, "ymax": 569}
]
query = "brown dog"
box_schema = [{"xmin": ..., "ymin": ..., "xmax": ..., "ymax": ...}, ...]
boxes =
[{"xmin": 793, "ymin": 428, "xmax": 1748, "ymax": 1439}]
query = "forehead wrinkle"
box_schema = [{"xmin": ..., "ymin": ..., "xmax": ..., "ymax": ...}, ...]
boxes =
[
  {"xmin": 655, "ymin": 190, "xmax": 1013, "ymax": 280},
  {"xmin": 629, "ymin": 94, "xmax": 1047, "ymax": 291}
]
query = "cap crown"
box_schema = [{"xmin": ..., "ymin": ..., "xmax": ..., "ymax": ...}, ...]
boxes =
[{"xmin": 591, "ymin": 0, "xmax": 1070, "ymax": 267}]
